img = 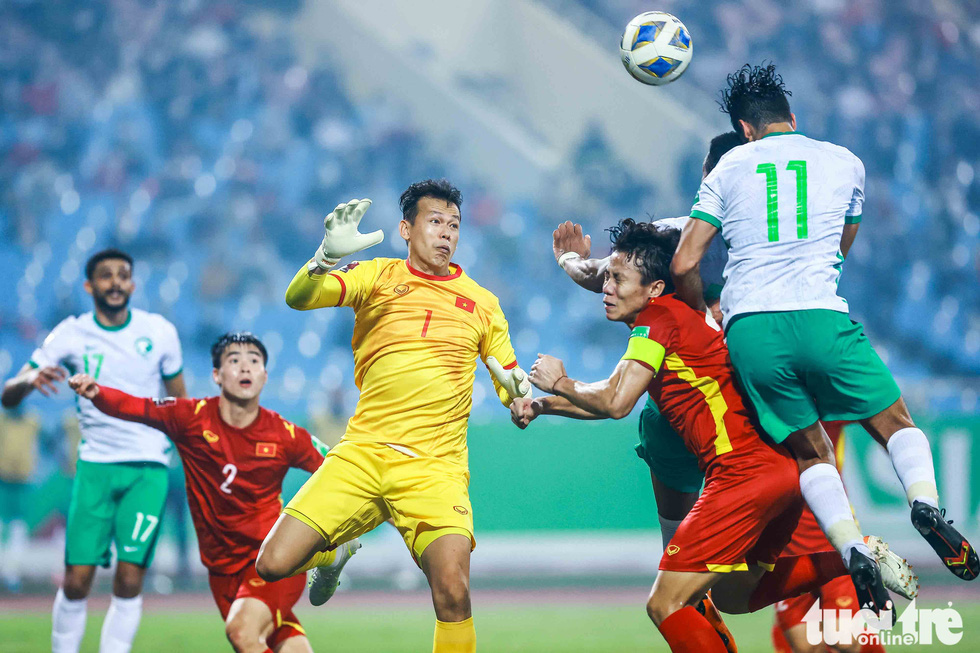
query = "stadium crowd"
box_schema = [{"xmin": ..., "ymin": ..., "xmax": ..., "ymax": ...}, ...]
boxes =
[{"xmin": 0, "ymin": 0, "xmax": 977, "ymax": 588}]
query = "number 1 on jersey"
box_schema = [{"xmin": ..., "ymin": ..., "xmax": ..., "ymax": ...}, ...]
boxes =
[
  {"xmin": 420, "ymin": 310, "xmax": 433, "ymax": 338},
  {"xmin": 756, "ymin": 161, "xmax": 808, "ymax": 242}
]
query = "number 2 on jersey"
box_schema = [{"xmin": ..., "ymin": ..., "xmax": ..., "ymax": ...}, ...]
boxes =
[
  {"xmin": 220, "ymin": 463, "xmax": 237, "ymax": 494},
  {"xmin": 756, "ymin": 161, "xmax": 808, "ymax": 242}
]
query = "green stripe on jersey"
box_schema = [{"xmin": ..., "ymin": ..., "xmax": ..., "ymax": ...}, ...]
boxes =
[
  {"xmin": 845, "ymin": 214, "xmax": 862, "ymax": 224},
  {"xmin": 690, "ymin": 210, "xmax": 721, "ymax": 229}
]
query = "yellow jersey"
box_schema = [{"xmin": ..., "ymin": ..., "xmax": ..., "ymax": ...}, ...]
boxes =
[{"xmin": 287, "ymin": 257, "xmax": 519, "ymax": 465}]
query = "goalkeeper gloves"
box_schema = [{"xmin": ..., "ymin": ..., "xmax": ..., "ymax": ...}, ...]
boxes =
[
  {"xmin": 309, "ymin": 199, "xmax": 385, "ymax": 272},
  {"xmin": 486, "ymin": 356, "xmax": 532, "ymax": 403}
]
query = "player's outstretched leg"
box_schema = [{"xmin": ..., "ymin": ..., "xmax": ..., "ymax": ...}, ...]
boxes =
[
  {"xmin": 782, "ymin": 422, "xmax": 899, "ymax": 610},
  {"xmin": 862, "ymin": 400, "xmax": 979, "ymax": 581},
  {"xmin": 308, "ymin": 538, "xmax": 361, "ymax": 606}
]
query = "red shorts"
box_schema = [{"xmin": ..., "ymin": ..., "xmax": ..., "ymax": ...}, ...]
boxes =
[
  {"xmin": 782, "ymin": 505, "xmax": 836, "ymax": 557},
  {"xmin": 660, "ymin": 444, "xmax": 803, "ymax": 573},
  {"xmin": 208, "ymin": 561, "xmax": 307, "ymax": 648},
  {"xmin": 773, "ymin": 574, "xmax": 858, "ymax": 631}
]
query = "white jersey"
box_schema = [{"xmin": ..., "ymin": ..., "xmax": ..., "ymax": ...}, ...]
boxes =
[
  {"xmin": 30, "ymin": 308, "xmax": 183, "ymax": 465},
  {"xmin": 690, "ymin": 132, "xmax": 864, "ymax": 328},
  {"xmin": 654, "ymin": 216, "xmax": 727, "ymax": 299}
]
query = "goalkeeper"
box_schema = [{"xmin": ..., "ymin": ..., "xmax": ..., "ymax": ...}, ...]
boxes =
[{"xmin": 256, "ymin": 179, "xmax": 530, "ymax": 653}]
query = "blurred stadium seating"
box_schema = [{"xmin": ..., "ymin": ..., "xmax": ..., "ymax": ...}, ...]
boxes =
[{"xmin": 0, "ymin": 0, "xmax": 977, "ymax": 591}]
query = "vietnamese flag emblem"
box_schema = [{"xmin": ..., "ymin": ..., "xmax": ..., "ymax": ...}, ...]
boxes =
[
  {"xmin": 256, "ymin": 442, "xmax": 277, "ymax": 457},
  {"xmin": 455, "ymin": 296, "xmax": 475, "ymax": 313}
]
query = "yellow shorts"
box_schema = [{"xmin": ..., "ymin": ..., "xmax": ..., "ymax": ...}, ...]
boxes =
[{"xmin": 284, "ymin": 441, "xmax": 475, "ymax": 564}]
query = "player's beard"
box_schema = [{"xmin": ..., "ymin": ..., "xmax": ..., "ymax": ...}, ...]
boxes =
[{"xmin": 92, "ymin": 287, "xmax": 131, "ymax": 318}]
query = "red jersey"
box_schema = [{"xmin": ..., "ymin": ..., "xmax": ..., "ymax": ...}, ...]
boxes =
[
  {"xmin": 622, "ymin": 293, "xmax": 771, "ymax": 474},
  {"xmin": 92, "ymin": 386, "xmax": 325, "ymax": 574}
]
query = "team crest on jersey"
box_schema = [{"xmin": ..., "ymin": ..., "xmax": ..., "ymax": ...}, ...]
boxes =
[
  {"xmin": 256, "ymin": 442, "xmax": 277, "ymax": 457},
  {"xmin": 153, "ymin": 397, "xmax": 177, "ymax": 406},
  {"xmin": 202, "ymin": 430, "xmax": 219, "ymax": 444},
  {"xmin": 134, "ymin": 337, "xmax": 153, "ymax": 357},
  {"xmin": 393, "ymin": 283, "xmax": 410, "ymax": 296},
  {"xmin": 337, "ymin": 262, "xmax": 360, "ymax": 273},
  {"xmin": 666, "ymin": 544, "xmax": 680, "ymax": 556}
]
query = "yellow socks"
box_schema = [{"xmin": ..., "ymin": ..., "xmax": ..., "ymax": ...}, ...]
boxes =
[
  {"xmin": 293, "ymin": 548, "xmax": 337, "ymax": 575},
  {"xmin": 433, "ymin": 617, "xmax": 475, "ymax": 653}
]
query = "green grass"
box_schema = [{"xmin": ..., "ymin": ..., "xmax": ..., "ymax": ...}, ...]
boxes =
[{"xmin": 3, "ymin": 598, "xmax": 978, "ymax": 652}]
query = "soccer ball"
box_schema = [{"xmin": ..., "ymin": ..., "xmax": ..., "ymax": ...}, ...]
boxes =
[{"xmin": 619, "ymin": 12, "xmax": 693, "ymax": 86}]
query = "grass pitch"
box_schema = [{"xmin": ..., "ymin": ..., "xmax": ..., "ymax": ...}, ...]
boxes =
[{"xmin": 2, "ymin": 593, "xmax": 977, "ymax": 652}]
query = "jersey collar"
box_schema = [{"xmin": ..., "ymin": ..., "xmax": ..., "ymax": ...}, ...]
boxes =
[
  {"xmin": 760, "ymin": 130, "xmax": 803, "ymax": 140},
  {"xmin": 405, "ymin": 260, "xmax": 463, "ymax": 281},
  {"xmin": 93, "ymin": 310, "xmax": 132, "ymax": 331}
]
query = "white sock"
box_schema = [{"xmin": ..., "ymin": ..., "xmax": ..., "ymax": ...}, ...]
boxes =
[
  {"xmin": 2, "ymin": 520, "xmax": 28, "ymax": 586},
  {"xmin": 99, "ymin": 594, "xmax": 143, "ymax": 653},
  {"xmin": 886, "ymin": 427, "xmax": 940, "ymax": 508},
  {"xmin": 799, "ymin": 463, "xmax": 870, "ymax": 566},
  {"xmin": 658, "ymin": 515, "xmax": 683, "ymax": 550},
  {"xmin": 52, "ymin": 587, "xmax": 88, "ymax": 653}
]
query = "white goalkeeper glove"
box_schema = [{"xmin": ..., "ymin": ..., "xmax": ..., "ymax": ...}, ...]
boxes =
[
  {"xmin": 309, "ymin": 198, "xmax": 385, "ymax": 272},
  {"xmin": 486, "ymin": 356, "xmax": 532, "ymax": 402}
]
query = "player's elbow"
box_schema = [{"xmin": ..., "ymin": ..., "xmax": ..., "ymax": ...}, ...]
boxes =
[
  {"xmin": 284, "ymin": 287, "xmax": 312, "ymax": 311},
  {"xmin": 607, "ymin": 398, "xmax": 633, "ymax": 420},
  {"xmin": 670, "ymin": 255, "xmax": 697, "ymax": 279}
]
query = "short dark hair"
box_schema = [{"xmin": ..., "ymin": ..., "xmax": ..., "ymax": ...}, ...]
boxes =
[
  {"xmin": 399, "ymin": 179, "xmax": 462, "ymax": 225},
  {"xmin": 720, "ymin": 63, "xmax": 792, "ymax": 134},
  {"xmin": 607, "ymin": 219, "xmax": 681, "ymax": 289},
  {"xmin": 85, "ymin": 248, "xmax": 134, "ymax": 280},
  {"xmin": 704, "ymin": 131, "xmax": 743, "ymax": 175},
  {"xmin": 211, "ymin": 332, "xmax": 269, "ymax": 369}
]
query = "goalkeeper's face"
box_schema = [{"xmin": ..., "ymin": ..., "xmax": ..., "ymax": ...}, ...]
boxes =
[
  {"xmin": 84, "ymin": 258, "xmax": 134, "ymax": 314},
  {"xmin": 601, "ymin": 251, "xmax": 664, "ymax": 324},
  {"xmin": 213, "ymin": 343, "xmax": 268, "ymax": 402},
  {"xmin": 400, "ymin": 196, "xmax": 460, "ymax": 274}
]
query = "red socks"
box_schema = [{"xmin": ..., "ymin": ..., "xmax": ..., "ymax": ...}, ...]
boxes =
[
  {"xmin": 657, "ymin": 606, "xmax": 728, "ymax": 653},
  {"xmin": 749, "ymin": 552, "xmax": 847, "ymax": 611}
]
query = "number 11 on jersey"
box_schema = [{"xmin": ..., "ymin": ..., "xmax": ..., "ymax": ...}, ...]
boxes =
[{"xmin": 757, "ymin": 160, "xmax": 808, "ymax": 242}]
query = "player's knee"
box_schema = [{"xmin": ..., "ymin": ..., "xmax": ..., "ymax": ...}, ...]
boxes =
[
  {"xmin": 225, "ymin": 617, "xmax": 259, "ymax": 652},
  {"xmin": 113, "ymin": 568, "xmax": 145, "ymax": 598},
  {"xmin": 429, "ymin": 572, "xmax": 470, "ymax": 620},
  {"xmin": 255, "ymin": 546, "xmax": 291, "ymax": 582},
  {"xmin": 62, "ymin": 569, "xmax": 94, "ymax": 600},
  {"xmin": 645, "ymin": 593, "xmax": 682, "ymax": 627}
]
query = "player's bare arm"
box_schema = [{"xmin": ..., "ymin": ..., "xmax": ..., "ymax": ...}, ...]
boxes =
[
  {"xmin": 553, "ymin": 221, "xmax": 608, "ymax": 293},
  {"xmin": 510, "ymin": 394, "xmax": 605, "ymax": 429},
  {"xmin": 840, "ymin": 222, "xmax": 860, "ymax": 258},
  {"xmin": 529, "ymin": 355, "xmax": 653, "ymax": 420},
  {"xmin": 1, "ymin": 362, "xmax": 67, "ymax": 407},
  {"xmin": 671, "ymin": 218, "xmax": 716, "ymax": 312},
  {"xmin": 163, "ymin": 372, "xmax": 187, "ymax": 399}
]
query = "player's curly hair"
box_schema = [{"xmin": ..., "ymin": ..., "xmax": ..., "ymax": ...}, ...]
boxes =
[
  {"xmin": 399, "ymin": 179, "xmax": 463, "ymax": 224},
  {"xmin": 607, "ymin": 219, "xmax": 680, "ymax": 289},
  {"xmin": 211, "ymin": 332, "xmax": 268, "ymax": 369},
  {"xmin": 720, "ymin": 62, "xmax": 792, "ymax": 136}
]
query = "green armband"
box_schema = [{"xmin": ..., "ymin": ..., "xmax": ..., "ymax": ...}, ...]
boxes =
[{"xmin": 622, "ymin": 327, "xmax": 666, "ymax": 372}]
